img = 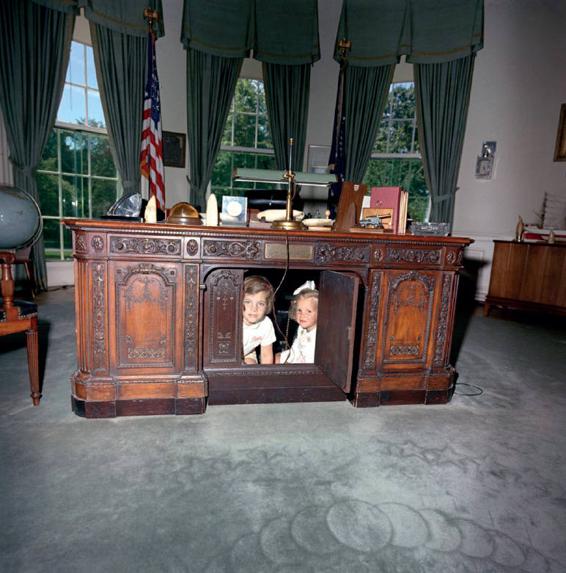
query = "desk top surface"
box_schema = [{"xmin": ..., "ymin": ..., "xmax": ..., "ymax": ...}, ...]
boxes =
[{"xmin": 63, "ymin": 218, "xmax": 473, "ymax": 247}]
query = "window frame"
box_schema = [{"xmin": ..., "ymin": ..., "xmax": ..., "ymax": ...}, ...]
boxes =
[
  {"xmin": 38, "ymin": 40, "xmax": 120, "ymax": 261},
  {"xmin": 212, "ymin": 78, "xmax": 277, "ymax": 199}
]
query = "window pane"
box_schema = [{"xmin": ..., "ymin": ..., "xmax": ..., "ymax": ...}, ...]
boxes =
[
  {"xmin": 89, "ymin": 134, "xmax": 116, "ymax": 177},
  {"xmin": 36, "ymin": 173, "xmax": 59, "ymax": 217},
  {"xmin": 66, "ymin": 42, "xmax": 85, "ymax": 85},
  {"xmin": 222, "ymin": 113, "xmax": 234, "ymax": 146},
  {"xmin": 61, "ymin": 174, "xmax": 87, "ymax": 218},
  {"xmin": 233, "ymin": 113, "xmax": 256, "ymax": 147},
  {"xmin": 256, "ymin": 116, "xmax": 272, "ymax": 149},
  {"xmin": 234, "ymin": 80, "xmax": 257, "ymax": 113},
  {"xmin": 256, "ymin": 81, "xmax": 267, "ymax": 114},
  {"xmin": 91, "ymin": 178, "xmax": 119, "ymax": 218},
  {"xmin": 388, "ymin": 120, "xmax": 415, "ymax": 154},
  {"xmin": 389, "ymin": 83, "xmax": 416, "ymax": 120},
  {"xmin": 86, "ymin": 46, "xmax": 97, "ymax": 89},
  {"xmin": 255, "ymin": 154, "xmax": 277, "ymax": 170},
  {"xmin": 211, "ymin": 151, "xmax": 233, "ymax": 187},
  {"xmin": 61, "ymin": 130, "xmax": 88, "ymax": 175},
  {"xmin": 58, "ymin": 84, "xmax": 86, "ymax": 126},
  {"xmin": 42, "ymin": 219, "xmax": 62, "ymax": 259},
  {"xmin": 87, "ymin": 89, "xmax": 105, "ymax": 128},
  {"xmin": 374, "ymin": 121, "xmax": 390, "ymax": 153},
  {"xmin": 38, "ymin": 131, "xmax": 59, "ymax": 172}
]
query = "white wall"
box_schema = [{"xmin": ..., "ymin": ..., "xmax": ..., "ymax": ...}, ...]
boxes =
[{"xmin": 453, "ymin": 0, "xmax": 566, "ymax": 298}]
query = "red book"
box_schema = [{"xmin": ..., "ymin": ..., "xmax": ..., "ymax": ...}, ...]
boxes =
[{"xmin": 369, "ymin": 187, "xmax": 403, "ymax": 233}]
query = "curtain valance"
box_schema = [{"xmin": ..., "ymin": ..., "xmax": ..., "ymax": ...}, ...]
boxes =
[
  {"xmin": 82, "ymin": 0, "xmax": 164, "ymax": 37},
  {"xmin": 181, "ymin": 0, "xmax": 320, "ymax": 65},
  {"xmin": 335, "ymin": 0, "xmax": 483, "ymax": 66},
  {"xmin": 30, "ymin": 0, "xmax": 78, "ymax": 14},
  {"xmin": 31, "ymin": 0, "xmax": 164, "ymax": 37}
]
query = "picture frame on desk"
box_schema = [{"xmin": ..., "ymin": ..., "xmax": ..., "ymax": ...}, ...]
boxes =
[{"xmin": 553, "ymin": 103, "xmax": 566, "ymax": 162}]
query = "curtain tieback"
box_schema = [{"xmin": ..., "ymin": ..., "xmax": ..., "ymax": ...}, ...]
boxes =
[
  {"xmin": 122, "ymin": 179, "xmax": 138, "ymax": 190},
  {"xmin": 435, "ymin": 192, "xmax": 455, "ymax": 201},
  {"xmin": 10, "ymin": 159, "xmax": 36, "ymax": 178}
]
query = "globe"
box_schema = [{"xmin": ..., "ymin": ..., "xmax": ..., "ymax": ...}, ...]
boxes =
[{"xmin": 0, "ymin": 186, "xmax": 42, "ymax": 249}]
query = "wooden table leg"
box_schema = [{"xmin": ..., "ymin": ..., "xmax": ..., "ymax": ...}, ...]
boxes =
[{"xmin": 26, "ymin": 317, "xmax": 41, "ymax": 406}]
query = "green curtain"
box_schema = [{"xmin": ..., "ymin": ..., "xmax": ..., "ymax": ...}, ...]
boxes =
[
  {"xmin": 83, "ymin": 0, "xmax": 164, "ymax": 37},
  {"xmin": 90, "ymin": 23, "xmax": 146, "ymax": 196},
  {"xmin": 181, "ymin": 0, "xmax": 320, "ymax": 64},
  {"xmin": 343, "ymin": 64, "xmax": 395, "ymax": 183},
  {"xmin": 335, "ymin": 0, "xmax": 483, "ymax": 65},
  {"xmin": 186, "ymin": 48, "xmax": 242, "ymax": 209},
  {"xmin": 254, "ymin": 0, "xmax": 320, "ymax": 65},
  {"xmin": 181, "ymin": 0, "xmax": 253, "ymax": 57},
  {"xmin": 414, "ymin": 54, "xmax": 476, "ymax": 227},
  {"xmin": 262, "ymin": 63, "xmax": 310, "ymax": 171},
  {"xmin": 0, "ymin": 1, "xmax": 74, "ymax": 291}
]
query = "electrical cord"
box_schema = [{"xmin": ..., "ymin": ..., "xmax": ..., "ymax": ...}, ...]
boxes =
[
  {"xmin": 270, "ymin": 233, "xmax": 292, "ymax": 357},
  {"xmin": 454, "ymin": 383, "xmax": 484, "ymax": 396}
]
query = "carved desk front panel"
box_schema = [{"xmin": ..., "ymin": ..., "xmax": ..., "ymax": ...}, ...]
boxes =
[{"xmin": 65, "ymin": 219, "xmax": 471, "ymax": 418}]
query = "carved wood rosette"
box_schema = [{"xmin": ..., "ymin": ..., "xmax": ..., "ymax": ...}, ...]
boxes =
[
  {"xmin": 184, "ymin": 264, "xmax": 199, "ymax": 371},
  {"xmin": 75, "ymin": 233, "xmax": 88, "ymax": 255},
  {"xmin": 186, "ymin": 239, "xmax": 199, "ymax": 258}
]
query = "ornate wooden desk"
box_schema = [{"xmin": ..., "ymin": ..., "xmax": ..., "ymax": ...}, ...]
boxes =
[{"xmin": 64, "ymin": 219, "xmax": 471, "ymax": 418}]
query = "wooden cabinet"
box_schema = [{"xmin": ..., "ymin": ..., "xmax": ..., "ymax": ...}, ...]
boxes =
[
  {"xmin": 484, "ymin": 241, "xmax": 566, "ymax": 316},
  {"xmin": 65, "ymin": 219, "xmax": 471, "ymax": 418}
]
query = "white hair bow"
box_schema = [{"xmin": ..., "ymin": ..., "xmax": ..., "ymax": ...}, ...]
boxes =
[{"xmin": 293, "ymin": 280, "xmax": 316, "ymax": 295}]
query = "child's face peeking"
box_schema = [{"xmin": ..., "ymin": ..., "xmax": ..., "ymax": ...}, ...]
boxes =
[
  {"xmin": 243, "ymin": 291, "xmax": 269, "ymax": 326},
  {"xmin": 295, "ymin": 296, "xmax": 317, "ymax": 331}
]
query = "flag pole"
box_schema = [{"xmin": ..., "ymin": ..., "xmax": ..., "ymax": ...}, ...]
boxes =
[
  {"xmin": 140, "ymin": 7, "xmax": 165, "ymax": 214},
  {"xmin": 327, "ymin": 38, "xmax": 351, "ymax": 218}
]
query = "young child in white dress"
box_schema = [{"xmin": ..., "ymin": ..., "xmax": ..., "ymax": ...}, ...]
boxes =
[
  {"xmin": 276, "ymin": 281, "xmax": 318, "ymax": 364},
  {"xmin": 242, "ymin": 275, "xmax": 276, "ymax": 364}
]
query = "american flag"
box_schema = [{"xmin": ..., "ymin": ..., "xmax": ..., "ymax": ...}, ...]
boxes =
[{"xmin": 140, "ymin": 31, "xmax": 165, "ymax": 211}]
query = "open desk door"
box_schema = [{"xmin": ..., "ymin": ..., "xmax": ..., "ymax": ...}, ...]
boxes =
[{"xmin": 316, "ymin": 270, "xmax": 360, "ymax": 393}]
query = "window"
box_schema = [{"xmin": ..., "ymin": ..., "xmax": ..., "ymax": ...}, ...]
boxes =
[
  {"xmin": 37, "ymin": 41, "xmax": 120, "ymax": 260},
  {"xmin": 211, "ymin": 79, "xmax": 278, "ymax": 199},
  {"xmin": 364, "ymin": 82, "xmax": 429, "ymax": 222}
]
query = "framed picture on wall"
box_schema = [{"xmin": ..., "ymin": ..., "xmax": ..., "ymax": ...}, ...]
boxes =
[
  {"xmin": 163, "ymin": 131, "xmax": 186, "ymax": 168},
  {"xmin": 553, "ymin": 104, "xmax": 566, "ymax": 162}
]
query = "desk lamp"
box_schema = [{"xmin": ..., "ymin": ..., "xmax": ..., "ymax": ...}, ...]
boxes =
[{"xmin": 233, "ymin": 140, "xmax": 335, "ymax": 230}]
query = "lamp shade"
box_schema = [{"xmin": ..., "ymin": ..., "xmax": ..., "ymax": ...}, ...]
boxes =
[{"xmin": 233, "ymin": 168, "xmax": 335, "ymax": 187}]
